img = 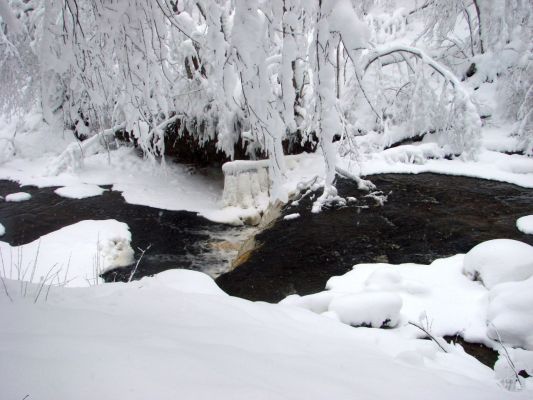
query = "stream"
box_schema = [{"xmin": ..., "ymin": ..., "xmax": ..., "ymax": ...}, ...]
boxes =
[
  {"xmin": 0, "ymin": 180, "xmax": 250, "ymax": 280},
  {"xmin": 216, "ymin": 173, "xmax": 533, "ymax": 302},
  {"xmin": 2, "ymin": 173, "xmax": 532, "ymax": 369},
  {"xmin": 1, "ymin": 173, "xmax": 532, "ymax": 298}
]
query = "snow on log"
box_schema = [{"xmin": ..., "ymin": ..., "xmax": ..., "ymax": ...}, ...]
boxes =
[
  {"xmin": 46, "ymin": 123, "xmax": 126, "ymax": 176},
  {"xmin": 222, "ymin": 159, "xmax": 271, "ymax": 210}
]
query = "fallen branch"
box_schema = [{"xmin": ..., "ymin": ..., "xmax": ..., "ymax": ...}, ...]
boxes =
[
  {"xmin": 335, "ymin": 165, "xmax": 375, "ymax": 191},
  {"xmin": 47, "ymin": 122, "xmax": 126, "ymax": 176}
]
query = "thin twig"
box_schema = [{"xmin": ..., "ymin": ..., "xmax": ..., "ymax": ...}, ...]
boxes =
[
  {"xmin": 128, "ymin": 244, "xmax": 152, "ymax": 283},
  {"xmin": 408, "ymin": 321, "xmax": 447, "ymax": 352}
]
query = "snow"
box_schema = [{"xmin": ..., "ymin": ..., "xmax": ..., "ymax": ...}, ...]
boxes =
[
  {"xmin": 463, "ymin": 239, "xmax": 533, "ymax": 289},
  {"xmin": 0, "ymin": 2, "xmax": 531, "ymax": 397},
  {"xmin": 0, "ymin": 271, "xmax": 528, "ymax": 400},
  {"xmin": 0, "ymin": 220, "xmax": 134, "ymax": 287},
  {"xmin": 488, "ymin": 277, "xmax": 533, "ymax": 350},
  {"xmin": 281, "ymin": 240, "xmax": 533, "ymax": 391},
  {"xmin": 517, "ymin": 215, "xmax": 533, "ymax": 234},
  {"xmin": 282, "ymin": 255, "xmax": 490, "ymax": 343},
  {"xmin": 0, "ymin": 222, "xmax": 4, "ymax": 236},
  {"xmin": 5, "ymin": 191, "xmax": 32, "ymax": 202},
  {"xmin": 54, "ymin": 184, "xmax": 106, "ymax": 199},
  {"xmin": 348, "ymin": 148, "xmax": 533, "ymax": 189},
  {"xmin": 283, "ymin": 213, "xmax": 300, "ymax": 221},
  {"xmin": 139, "ymin": 269, "xmax": 228, "ymax": 296},
  {"xmin": 328, "ymin": 291, "xmax": 402, "ymax": 328},
  {"xmin": 1, "ymin": 114, "xmax": 531, "ymax": 226}
]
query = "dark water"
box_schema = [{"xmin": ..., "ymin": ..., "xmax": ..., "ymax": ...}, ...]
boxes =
[
  {"xmin": 0, "ymin": 180, "xmax": 245, "ymax": 280},
  {"xmin": 216, "ymin": 173, "xmax": 533, "ymax": 303},
  {"xmin": 2, "ymin": 174, "xmax": 532, "ymax": 297}
]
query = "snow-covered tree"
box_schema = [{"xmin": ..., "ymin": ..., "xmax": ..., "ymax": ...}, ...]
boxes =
[{"xmin": 3, "ymin": 0, "xmax": 530, "ymax": 204}]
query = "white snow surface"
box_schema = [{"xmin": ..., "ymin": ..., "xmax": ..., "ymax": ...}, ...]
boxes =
[
  {"xmin": 517, "ymin": 215, "xmax": 533, "ymax": 234},
  {"xmin": 5, "ymin": 191, "xmax": 31, "ymax": 202},
  {"xmin": 282, "ymin": 243, "xmax": 533, "ymax": 384},
  {"xmin": 328, "ymin": 291, "xmax": 402, "ymax": 328},
  {"xmin": 54, "ymin": 184, "xmax": 106, "ymax": 199},
  {"xmin": 347, "ymin": 148, "xmax": 533, "ymax": 189},
  {"xmin": 282, "ymin": 256, "xmax": 491, "ymax": 344},
  {"xmin": 0, "ymin": 222, "xmax": 4, "ymax": 236},
  {"xmin": 463, "ymin": 239, "xmax": 533, "ymax": 289},
  {"xmin": 488, "ymin": 276, "xmax": 533, "ymax": 350},
  {"xmin": 0, "ymin": 270, "xmax": 529, "ymax": 400},
  {"xmin": 0, "ymin": 220, "xmax": 134, "ymax": 287}
]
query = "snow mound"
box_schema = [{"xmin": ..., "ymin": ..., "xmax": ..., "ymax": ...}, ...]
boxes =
[
  {"xmin": 284, "ymin": 256, "xmax": 488, "ymax": 342},
  {"xmin": 5, "ymin": 192, "xmax": 31, "ymax": 202},
  {"xmin": 54, "ymin": 184, "xmax": 105, "ymax": 199},
  {"xmin": 98, "ymin": 237, "xmax": 134, "ymax": 269},
  {"xmin": 463, "ymin": 239, "xmax": 533, "ymax": 288},
  {"xmin": 283, "ymin": 213, "xmax": 300, "ymax": 221},
  {"xmin": 0, "ymin": 220, "xmax": 133, "ymax": 287},
  {"xmin": 0, "ymin": 223, "xmax": 4, "ymax": 236},
  {"xmin": 364, "ymin": 266, "xmax": 404, "ymax": 290},
  {"xmin": 488, "ymin": 277, "xmax": 533, "ymax": 350},
  {"xmin": 140, "ymin": 269, "xmax": 227, "ymax": 296},
  {"xmin": 280, "ymin": 291, "xmax": 336, "ymax": 314},
  {"xmin": 328, "ymin": 292, "xmax": 402, "ymax": 328},
  {"xmin": 517, "ymin": 215, "xmax": 533, "ymax": 235}
]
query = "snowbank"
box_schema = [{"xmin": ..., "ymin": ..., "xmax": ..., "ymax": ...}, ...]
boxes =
[
  {"xmin": 5, "ymin": 192, "xmax": 32, "ymax": 202},
  {"xmin": 281, "ymin": 240, "xmax": 533, "ymax": 388},
  {"xmin": 352, "ymin": 149, "xmax": 533, "ymax": 189},
  {"xmin": 0, "ymin": 271, "xmax": 526, "ymax": 400},
  {"xmin": 463, "ymin": 239, "xmax": 533, "ymax": 288},
  {"xmin": 0, "ymin": 220, "xmax": 134, "ymax": 287}
]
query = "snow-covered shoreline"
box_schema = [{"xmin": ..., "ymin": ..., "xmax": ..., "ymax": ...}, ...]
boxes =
[{"xmin": 1, "ymin": 268, "xmax": 530, "ymax": 400}]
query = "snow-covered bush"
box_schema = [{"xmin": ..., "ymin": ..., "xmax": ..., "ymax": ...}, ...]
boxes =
[{"xmin": 462, "ymin": 239, "xmax": 533, "ymax": 289}]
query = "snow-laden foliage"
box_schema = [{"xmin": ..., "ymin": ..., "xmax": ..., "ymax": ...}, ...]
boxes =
[
  {"xmin": 1, "ymin": 0, "xmax": 530, "ymax": 202},
  {"xmin": 418, "ymin": 0, "xmax": 533, "ymax": 154}
]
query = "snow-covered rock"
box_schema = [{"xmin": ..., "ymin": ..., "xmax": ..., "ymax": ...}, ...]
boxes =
[
  {"xmin": 463, "ymin": 239, "xmax": 533, "ymax": 288},
  {"xmin": 517, "ymin": 215, "xmax": 533, "ymax": 235},
  {"xmin": 5, "ymin": 192, "xmax": 31, "ymax": 202},
  {"xmin": 98, "ymin": 237, "xmax": 135, "ymax": 269},
  {"xmin": 54, "ymin": 184, "xmax": 105, "ymax": 199},
  {"xmin": 488, "ymin": 276, "xmax": 533, "ymax": 349},
  {"xmin": 328, "ymin": 292, "xmax": 403, "ymax": 328}
]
